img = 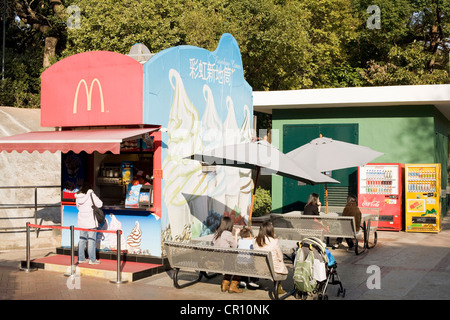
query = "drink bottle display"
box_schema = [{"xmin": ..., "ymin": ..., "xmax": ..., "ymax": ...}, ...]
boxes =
[
  {"xmin": 404, "ymin": 164, "xmax": 441, "ymax": 233},
  {"xmin": 358, "ymin": 163, "xmax": 403, "ymax": 231}
]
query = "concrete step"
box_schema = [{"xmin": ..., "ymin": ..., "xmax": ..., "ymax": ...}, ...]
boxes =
[{"xmin": 21, "ymin": 254, "xmax": 166, "ymax": 282}]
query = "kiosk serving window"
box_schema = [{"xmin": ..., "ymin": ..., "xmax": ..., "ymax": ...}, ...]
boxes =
[{"xmin": 94, "ymin": 139, "xmax": 154, "ymax": 208}]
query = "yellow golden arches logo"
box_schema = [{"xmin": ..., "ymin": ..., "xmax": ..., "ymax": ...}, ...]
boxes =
[{"xmin": 73, "ymin": 78, "xmax": 105, "ymax": 114}]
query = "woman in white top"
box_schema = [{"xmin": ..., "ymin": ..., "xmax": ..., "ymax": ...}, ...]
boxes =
[{"xmin": 75, "ymin": 183, "xmax": 103, "ymax": 265}]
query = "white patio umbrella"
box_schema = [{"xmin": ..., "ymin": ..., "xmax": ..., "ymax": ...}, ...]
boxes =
[
  {"xmin": 287, "ymin": 136, "xmax": 383, "ymax": 213},
  {"xmin": 187, "ymin": 140, "xmax": 339, "ymax": 225}
]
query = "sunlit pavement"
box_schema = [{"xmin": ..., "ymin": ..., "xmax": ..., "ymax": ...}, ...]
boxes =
[{"xmin": 1, "ymin": 215, "xmax": 449, "ymax": 303}]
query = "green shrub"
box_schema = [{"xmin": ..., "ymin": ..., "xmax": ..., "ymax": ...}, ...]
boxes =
[{"xmin": 252, "ymin": 187, "xmax": 271, "ymax": 217}]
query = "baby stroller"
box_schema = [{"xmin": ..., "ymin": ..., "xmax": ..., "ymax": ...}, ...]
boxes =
[{"xmin": 293, "ymin": 237, "xmax": 346, "ymax": 300}]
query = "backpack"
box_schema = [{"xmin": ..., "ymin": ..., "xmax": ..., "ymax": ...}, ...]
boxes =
[
  {"xmin": 90, "ymin": 193, "xmax": 105, "ymax": 225},
  {"xmin": 293, "ymin": 237, "xmax": 329, "ymax": 293},
  {"xmin": 293, "ymin": 247, "xmax": 317, "ymax": 293}
]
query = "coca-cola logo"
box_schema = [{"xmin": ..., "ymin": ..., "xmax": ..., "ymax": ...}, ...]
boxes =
[{"xmin": 361, "ymin": 200, "xmax": 381, "ymax": 207}]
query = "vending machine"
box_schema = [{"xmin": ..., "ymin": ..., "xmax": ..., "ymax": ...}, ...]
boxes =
[
  {"xmin": 404, "ymin": 163, "xmax": 441, "ymax": 233},
  {"xmin": 358, "ymin": 163, "xmax": 403, "ymax": 231}
]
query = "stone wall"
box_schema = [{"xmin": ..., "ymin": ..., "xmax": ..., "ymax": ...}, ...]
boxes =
[{"xmin": 0, "ymin": 107, "xmax": 61, "ymax": 250}]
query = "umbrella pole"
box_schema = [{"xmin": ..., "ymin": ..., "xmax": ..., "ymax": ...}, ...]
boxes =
[
  {"xmin": 319, "ymin": 133, "xmax": 328, "ymax": 214},
  {"xmin": 248, "ymin": 167, "xmax": 261, "ymax": 227}
]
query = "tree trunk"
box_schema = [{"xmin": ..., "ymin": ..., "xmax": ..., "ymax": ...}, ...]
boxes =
[
  {"xmin": 427, "ymin": 5, "xmax": 444, "ymax": 70},
  {"xmin": 43, "ymin": 36, "xmax": 58, "ymax": 69},
  {"xmin": 13, "ymin": 0, "xmax": 65, "ymax": 68}
]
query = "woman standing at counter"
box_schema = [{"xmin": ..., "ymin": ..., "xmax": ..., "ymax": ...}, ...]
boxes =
[{"xmin": 75, "ymin": 183, "xmax": 103, "ymax": 265}]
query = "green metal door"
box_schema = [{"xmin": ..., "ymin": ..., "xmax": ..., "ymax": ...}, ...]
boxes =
[{"xmin": 282, "ymin": 123, "xmax": 358, "ymax": 213}]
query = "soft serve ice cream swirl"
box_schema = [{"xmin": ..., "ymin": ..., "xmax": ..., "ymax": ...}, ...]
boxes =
[
  {"xmin": 201, "ymin": 85, "xmax": 223, "ymax": 152},
  {"xmin": 163, "ymin": 69, "xmax": 207, "ymax": 239},
  {"xmin": 127, "ymin": 221, "xmax": 142, "ymax": 254},
  {"xmin": 201, "ymin": 85, "xmax": 226, "ymax": 218},
  {"xmin": 238, "ymin": 105, "xmax": 253, "ymax": 221},
  {"xmin": 220, "ymin": 96, "xmax": 241, "ymax": 211}
]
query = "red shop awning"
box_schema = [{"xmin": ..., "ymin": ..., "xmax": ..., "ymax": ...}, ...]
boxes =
[{"xmin": 0, "ymin": 128, "xmax": 158, "ymax": 154}]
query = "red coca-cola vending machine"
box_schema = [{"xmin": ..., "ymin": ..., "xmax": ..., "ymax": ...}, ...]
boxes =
[{"xmin": 358, "ymin": 163, "xmax": 403, "ymax": 231}]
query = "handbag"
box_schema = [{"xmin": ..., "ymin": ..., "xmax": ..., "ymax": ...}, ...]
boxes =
[{"xmin": 90, "ymin": 193, "xmax": 105, "ymax": 224}]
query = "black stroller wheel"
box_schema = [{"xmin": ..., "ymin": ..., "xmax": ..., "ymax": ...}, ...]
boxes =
[
  {"xmin": 317, "ymin": 293, "xmax": 328, "ymax": 300},
  {"xmin": 337, "ymin": 287, "xmax": 346, "ymax": 298}
]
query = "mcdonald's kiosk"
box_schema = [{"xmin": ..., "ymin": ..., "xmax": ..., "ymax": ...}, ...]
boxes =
[
  {"xmin": 40, "ymin": 50, "xmax": 167, "ymax": 258},
  {"xmin": 0, "ymin": 34, "xmax": 253, "ymax": 260}
]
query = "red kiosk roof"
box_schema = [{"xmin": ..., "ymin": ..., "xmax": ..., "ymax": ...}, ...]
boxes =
[
  {"xmin": 41, "ymin": 51, "xmax": 143, "ymax": 128},
  {"xmin": 0, "ymin": 51, "xmax": 158, "ymax": 154},
  {"xmin": 0, "ymin": 128, "xmax": 157, "ymax": 154}
]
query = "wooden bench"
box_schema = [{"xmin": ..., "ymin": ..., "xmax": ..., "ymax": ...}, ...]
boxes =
[
  {"xmin": 270, "ymin": 213, "xmax": 376, "ymax": 255},
  {"xmin": 163, "ymin": 240, "xmax": 294, "ymax": 300}
]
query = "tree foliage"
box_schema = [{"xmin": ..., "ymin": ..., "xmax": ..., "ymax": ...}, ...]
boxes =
[
  {"xmin": 61, "ymin": 0, "xmax": 184, "ymax": 56},
  {"xmin": 1, "ymin": 0, "xmax": 449, "ymax": 108},
  {"xmin": 351, "ymin": 0, "xmax": 450, "ymax": 85}
]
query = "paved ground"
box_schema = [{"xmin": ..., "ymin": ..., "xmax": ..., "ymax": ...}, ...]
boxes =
[{"xmin": 1, "ymin": 215, "xmax": 449, "ymax": 312}]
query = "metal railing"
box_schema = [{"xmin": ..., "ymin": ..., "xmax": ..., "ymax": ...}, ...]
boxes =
[
  {"xmin": 0, "ymin": 185, "xmax": 61, "ymax": 235},
  {"xmin": 20, "ymin": 222, "xmax": 128, "ymax": 284}
]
